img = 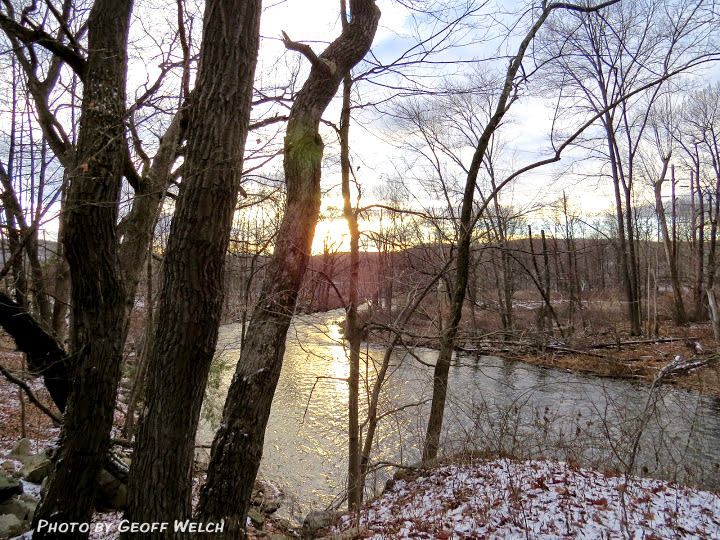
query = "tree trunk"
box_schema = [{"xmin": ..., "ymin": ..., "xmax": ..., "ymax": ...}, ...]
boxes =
[
  {"xmin": 623, "ymin": 177, "xmax": 643, "ymax": 334},
  {"xmin": 121, "ymin": 243, "xmax": 154, "ymax": 441},
  {"xmin": 654, "ymin": 157, "xmax": 687, "ymax": 324},
  {"xmin": 339, "ymin": 65, "xmax": 363, "ymax": 509},
  {"xmin": 51, "ymin": 232, "xmax": 71, "ymax": 342},
  {"xmin": 196, "ymin": 3, "xmax": 380, "ymax": 535},
  {"xmin": 707, "ymin": 187, "xmax": 720, "ymax": 293},
  {"xmin": 117, "ymin": 109, "xmax": 185, "ymax": 342},
  {"xmin": 122, "ymin": 0, "xmax": 262, "ymax": 536},
  {"xmin": 32, "ymin": 0, "xmax": 132, "ymax": 534},
  {"xmin": 422, "ymin": 2, "xmax": 578, "ymax": 462},
  {"xmin": 606, "ymin": 114, "xmax": 641, "ymax": 335},
  {"xmin": 694, "ymin": 166, "xmax": 706, "ymax": 319}
]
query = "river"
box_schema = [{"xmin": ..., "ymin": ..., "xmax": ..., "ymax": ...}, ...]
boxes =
[{"xmin": 197, "ymin": 309, "xmax": 720, "ymax": 520}]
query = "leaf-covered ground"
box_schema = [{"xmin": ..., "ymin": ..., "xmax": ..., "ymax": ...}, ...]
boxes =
[{"xmin": 334, "ymin": 459, "xmax": 720, "ymax": 539}]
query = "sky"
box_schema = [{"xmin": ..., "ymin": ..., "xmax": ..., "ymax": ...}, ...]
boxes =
[
  {"xmin": 251, "ymin": 0, "xmax": 622, "ymax": 252},
  {"xmin": 262, "ymin": 0, "xmax": 720, "ymax": 253},
  {"xmin": 5, "ymin": 0, "xmax": 717, "ymax": 250}
]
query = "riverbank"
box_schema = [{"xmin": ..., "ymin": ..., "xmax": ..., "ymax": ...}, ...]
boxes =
[
  {"xmin": 329, "ymin": 455, "xmax": 720, "ymax": 539},
  {"xmin": 2, "ymin": 341, "xmax": 720, "ymax": 540},
  {"xmin": 364, "ymin": 311, "xmax": 720, "ymax": 398}
]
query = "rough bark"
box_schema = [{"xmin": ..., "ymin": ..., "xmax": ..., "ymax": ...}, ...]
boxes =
[
  {"xmin": 121, "ymin": 0, "xmax": 262, "ymax": 536},
  {"xmin": 32, "ymin": 0, "xmax": 132, "ymax": 535},
  {"xmin": 196, "ymin": 2, "xmax": 380, "ymax": 535},
  {"xmin": 51, "ymin": 254, "xmax": 70, "ymax": 341}
]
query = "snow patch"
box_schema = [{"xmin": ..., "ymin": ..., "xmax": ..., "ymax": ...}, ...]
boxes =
[{"xmin": 336, "ymin": 459, "xmax": 720, "ymax": 539}]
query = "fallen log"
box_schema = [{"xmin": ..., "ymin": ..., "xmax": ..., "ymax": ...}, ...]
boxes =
[
  {"xmin": 659, "ymin": 355, "xmax": 719, "ymax": 377},
  {"xmin": 587, "ymin": 337, "xmax": 699, "ymax": 350}
]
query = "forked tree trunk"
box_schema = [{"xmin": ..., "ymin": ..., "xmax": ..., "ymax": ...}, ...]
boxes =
[
  {"xmin": 196, "ymin": 2, "xmax": 380, "ymax": 535},
  {"xmin": 32, "ymin": 0, "xmax": 132, "ymax": 535},
  {"xmin": 116, "ymin": 109, "xmax": 185, "ymax": 342},
  {"xmin": 604, "ymin": 113, "xmax": 642, "ymax": 336},
  {"xmin": 122, "ymin": 1, "xmax": 262, "ymax": 536}
]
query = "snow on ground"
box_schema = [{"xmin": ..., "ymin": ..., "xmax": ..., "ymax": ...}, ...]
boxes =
[{"xmin": 335, "ymin": 459, "xmax": 720, "ymax": 539}]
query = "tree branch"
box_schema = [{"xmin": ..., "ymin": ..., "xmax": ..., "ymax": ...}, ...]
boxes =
[
  {"xmin": 0, "ymin": 361, "xmax": 63, "ymax": 424},
  {"xmin": 248, "ymin": 114, "xmax": 288, "ymax": 131},
  {"xmin": 281, "ymin": 30, "xmax": 320, "ymax": 65},
  {"xmin": 0, "ymin": 12, "xmax": 86, "ymax": 78}
]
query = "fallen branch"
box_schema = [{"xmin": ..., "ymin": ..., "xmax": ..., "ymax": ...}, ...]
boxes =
[
  {"xmin": 542, "ymin": 345, "xmax": 607, "ymax": 359},
  {"xmin": 588, "ymin": 337, "xmax": 699, "ymax": 350},
  {"xmin": 457, "ymin": 341, "xmax": 607, "ymax": 358},
  {"xmin": 658, "ymin": 355, "xmax": 719, "ymax": 378},
  {"xmin": 0, "ymin": 361, "xmax": 62, "ymax": 424}
]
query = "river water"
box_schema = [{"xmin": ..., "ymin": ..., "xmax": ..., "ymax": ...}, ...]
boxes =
[{"xmin": 197, "ymin": 309, "xmax": 720, "ymax": 519}]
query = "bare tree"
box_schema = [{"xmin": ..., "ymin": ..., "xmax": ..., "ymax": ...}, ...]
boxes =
[
  {"xmin": 195, "ymin": 2, "xmax": 380, "ymax": 535},
  {"xmin": 423, "ymin": 0, "xmax": 622, "ymax": 463},
  {"xmin": 643, "ymin": 97, "xmax": 688, "ymax": 323},
  {"xmin": 29, "ymin": 0, "xmax": 133, "ymax": 533},
  {"xmin": 541, "ymin": 0, "xmax": 718, "ymax": 334},
  {"xmin": 121, "ymin": 0, "xmax": 262, "ymax": 535}
]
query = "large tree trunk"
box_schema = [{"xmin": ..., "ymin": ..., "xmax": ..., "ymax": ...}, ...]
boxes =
[
  {"xmin": 32, "ymin": 0, "xmax": 132, "ymax": 535},
  {"xmin": 196, "ymin": 2, "xmax": 380, "ymax": 535},
  {"xmin": 122, "ymin": 1, "xmax": 262, "ymax": 536}
]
